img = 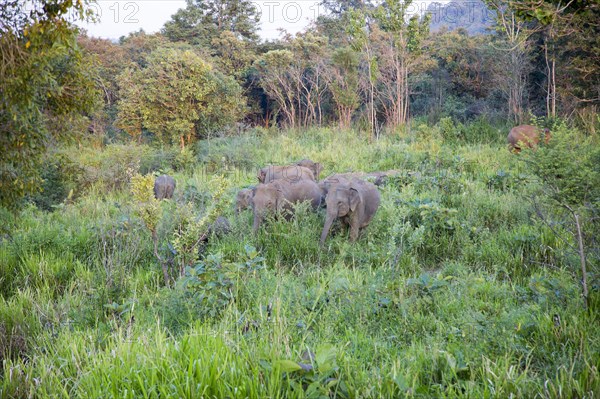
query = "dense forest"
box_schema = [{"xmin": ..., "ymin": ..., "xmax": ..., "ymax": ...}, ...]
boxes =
[{"xmin": 0, "ymin": 0, "xmax": 599, "ymax": 397}]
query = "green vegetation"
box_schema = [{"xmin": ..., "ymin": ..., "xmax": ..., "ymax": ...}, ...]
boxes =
[
  {"xmin": 1, "ymin": 0, "xmax": 598, "ymax": 396},
  {"xmin": 1, "ymin": 127, "xmax": 598, "ymax": 397}
]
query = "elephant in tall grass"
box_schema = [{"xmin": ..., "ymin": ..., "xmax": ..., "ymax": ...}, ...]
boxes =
[
  {"xmin": 257, "ymin": 165, "xmax": 315, "ymax": 184},
  {"xmin": 252, "ymin": 179, "xmax": 322, "ymax": 232},
  {"xmin": 320, "ymin": 179, "xmax": 380, "ymax": 244},
  {"xmin": 154, "ymin": 175, "xmax": 176, "ymax": 200},
  {"xmin": 295, "ymin": 159, "xmax": 323, "ymax": 181},
  {"xmin": 508, "ymin": 125, "xmax": 551, "ymax": 153},
  {"xmin": 235, "ymin": 187, "xmax": 254, "ymax": 213}
]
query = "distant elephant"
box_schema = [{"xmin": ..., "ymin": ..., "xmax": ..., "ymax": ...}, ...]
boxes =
[
  {"xmin": 257, "ymin": 165, "xmax": 316, "ymax": 184},
  {"xmin": 154, "ymin": 175, "xmax": 176, "ymax": 200},
  {"xmin": 320, "ymin": 179, "xmax": 381, "ymax": 245},
  {"xmin": 295, "ymin": 159, "xmax": 323, "ymax": 181},
  {"xmin": 235, "ymin": 187, "xmax": 254, "ymax": 213},
  {"xmin": 508, "ymin": 125, "xmax": 551, "ymax": 153},
  {"xmin": 252, "ymin": 179, "xmax": 322, "ymax": 232}
]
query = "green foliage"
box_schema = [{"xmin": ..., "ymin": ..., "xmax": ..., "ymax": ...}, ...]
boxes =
[
  {"xmin": 0, "ymin": 1, "xmax": 101, "ymax": 208},
  {"xmin": 116, "ymin": 47, "xmax": 246, "ymax": 146},
  {"xmin": 176, "ymin": 246, "xmax": 265, "ymax": 318},
  {"xmin": 526, "ymin": 125, "xmax": 600, "ymax": 208},
  {"xmin": 162, "ymin": 0, "xmax": 260, "ymax": 47},
  {"xmin": 171, "ymin": 175, "xmax": 231, "ymax": 272},
  {"xmin": 329, "ymin": 47, "xmax": 361, "ymax": 127},
  {"xmin": 1, "ymin": 127, "xmax": 599, "ymax": 398},
  {"xmin": 57, "ymin": 144, "xmax": 148, "ymax": 195},
  {"xmin": 130, "ymin": 174, "xmax": 160, "ymax": 233}
]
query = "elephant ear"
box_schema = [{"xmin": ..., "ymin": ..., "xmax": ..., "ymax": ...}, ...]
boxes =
[{"xmin": 349, "ymin": 187, "xmax": 360, "ymax": 212}]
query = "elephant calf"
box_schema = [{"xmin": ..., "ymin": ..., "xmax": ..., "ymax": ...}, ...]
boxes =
[
  {"xmin": 257, "ymin": 165, "xmax": 316, "ymax": 184},
  {"xmin": 252, "ymin": 179, "xmax": 322, "ymax": 232},
  {"xmin": 154, "ymin": 175, "xmax": 176, "ymax": 200},
  {"xmin": 508, "ymin": 125, "xmax": 551, "ymax": 153},
  {"xmin": 320, "ymin": 179, "xmax": 381, "ymax": 245},
  {"xmin": 235, "ymin": 187, "xmax": 254, "ymax": 213}
]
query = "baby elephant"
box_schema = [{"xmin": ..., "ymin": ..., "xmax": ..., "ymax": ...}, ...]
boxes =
[
  {"xmin": 257, "ymin": 165, "xmax": 316, "ymax": 184},
  {"xmin": 508, "ymin": 125, "xmax": 551, "ymax": 153},
  {"xmin": 154, "ymin": 175, "xmax": 176, "ymax": 200},
  {"xmin": 320, "ymin": 179, "xmax": 380, "ymax": 245},
  {"xmin": 235, "ymin": 187, "xmax": 254, "ymax": 213},
  {"xmin": 252, "ymin": 179, "xmax": 322, "ymax": 232}
]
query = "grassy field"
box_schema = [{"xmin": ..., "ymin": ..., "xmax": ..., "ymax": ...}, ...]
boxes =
[{"xmin": 1, "ymin": 126, "xmax": 598, "ymax": 398}]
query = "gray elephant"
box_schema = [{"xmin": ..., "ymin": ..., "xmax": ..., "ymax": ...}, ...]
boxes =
[
  {"xmin": 235, "ymin": 187, "xmax": 254, "ymax": 213},
  {"xmin": 318, "ymin": 172, "xmax": 385, "ymax": 197},
  {"xmin": 295, "ymin": 159, "xmax": 323, "ymax": 181},
  {"xmin": 154, "ymin": 175, "xmax": 176, "ymax": 200},
  {"xmin": 508, "ymin": 125, "xmax": 551, "ymax": 153},
  {"xmin": 318, "ymin": 174, "xmax": 353, "ymax": 198},
  {"xmin": 320, "ymin": 179, "xmax": 381, "ymax": 245},
  {"xmin": 257, "ymin": 165, "xmax": 316, "ymax": 184},
  {"xmin": 252, "ymin": 179, "xmax": 322, "ymax": 232}
]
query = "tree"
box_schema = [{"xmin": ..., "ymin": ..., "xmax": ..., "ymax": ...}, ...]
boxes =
[
  {"xmin": 526, "ymin": 125, "xmax": 600, "ymax": 309},
  {"xmin": 325, "ymin": 47, "xmax": 361, "ymax": 129},
  {"xmin": 374, "ymin": 0, "xmax": 432, "ymax": 128},
  {"xmin": 511, "ymin": 0, "xmax": 599, "ymax": 122},
  {"xmin": 253, "ymin": 50, "xmax": 297, "ymax": 128},
  {"xmin": 163, "ymin": 0, "xmax": 260, "ymax": 48},
  {"xmin": 347, "ymin": 8, "xmax": 379, "ymax": 138},
  {"xmin": 0, "ymin": 0, "xmax": 100, "ymax": 208},
  {"xmin": 115, "ymin": 47, "xmax": 245, "ymax": 148},
  {"xmin": 485, "ymin": 0, "xmax": 539, "ymax": 123},
  {"xmin": 320, "ymin": 0, "xmax": 374, "ymax": 16},
  {"xmin": 210, "ymin": 30, "xmax": 257, "ymax": 82}
]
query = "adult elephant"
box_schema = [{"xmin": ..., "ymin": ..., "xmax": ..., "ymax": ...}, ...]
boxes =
[
  {"xmin": 508, "ymin": 125, "xmax": 551, "ymax": 153},
  {"xmin": 320, "ymin": 179, "xmax": 380, "ymax": 245},
  {"xmin": 154, "ymin": 175, "xmax": 176, "ymax": 200},
  {"xmin": 295, "ymin": 159, "xmax": 323, "ymax": 181},
  {"xmin": 252, "ymin": 179, "xmax": 322, "ymax": 232},
  {"xmin": 257, "ymin": 165, "xmax": 315, "ymax": 184}
]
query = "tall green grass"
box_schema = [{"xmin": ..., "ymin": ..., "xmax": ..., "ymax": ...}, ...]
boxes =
[{"xmin": 0, "ymin": 127, "xmax": 598, "ymax": 398}]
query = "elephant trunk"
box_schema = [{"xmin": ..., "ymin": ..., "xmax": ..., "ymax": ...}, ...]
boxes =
[
  {"xmin": 320, "ymin": 214, "xmax": 335, "ymax": 245},
  {"xmin": 253, "ymin": 210, "xmax": 263, "ymax": 233}
]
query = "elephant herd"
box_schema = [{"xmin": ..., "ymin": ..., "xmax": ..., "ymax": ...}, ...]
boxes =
[
  {"xmin": 237, "ymin": 159, "xmax": 387, "ymax": 245},
  {"xmin": 152, "ymin": 124, "xmax": 549, "ymax": 245}
]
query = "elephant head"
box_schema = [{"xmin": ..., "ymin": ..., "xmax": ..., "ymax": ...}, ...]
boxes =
[
  {"xmin": 252, "ymin": 183, "xmax": 285, "ymax": 232},
  {"xmin": 320, "ymin": 184, "xmax": 361, "ymax": 244},
  {"xmin": 235, "ymin": 187, "xmax": 254, "ymax": 213}
]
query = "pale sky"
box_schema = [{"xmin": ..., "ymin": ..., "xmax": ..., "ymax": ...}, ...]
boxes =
[
  {"xmin": 79, "ymin": 1, "xmax": 325, "ymax": 40},
  {"xmin": 78, "ymin": 1, "xmax": 468, "ymax": 41}
]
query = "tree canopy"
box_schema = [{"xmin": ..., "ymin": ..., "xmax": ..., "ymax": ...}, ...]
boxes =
[{"xmin": 0, "ymin": 0, "xmax": 100, "ymax": 208}]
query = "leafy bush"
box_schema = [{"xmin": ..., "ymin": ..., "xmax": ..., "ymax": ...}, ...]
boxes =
[{"xmin": 59, "ymin": 144, "xmax": 150, "ymax": 195}]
